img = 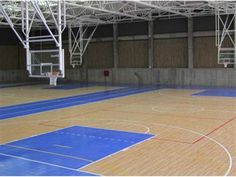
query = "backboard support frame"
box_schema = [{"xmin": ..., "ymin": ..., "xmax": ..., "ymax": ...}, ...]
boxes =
[
  {"xmin": 0, "ymin": 0, "xmax": 66, "ymax": 80},
  {"xmin": 215, "ymin": 4, "xmax": 236, "ymax": 67}
]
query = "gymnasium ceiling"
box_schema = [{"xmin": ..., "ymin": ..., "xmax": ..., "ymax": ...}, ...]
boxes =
[{"xmin": 0, "ymin": 1, "xmax": 235, "ymax": 28}]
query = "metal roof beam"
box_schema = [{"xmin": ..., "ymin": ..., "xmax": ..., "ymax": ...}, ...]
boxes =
[
  {"xmin": 133, "ymin": 1, "xmax": 190, "ymax": 18},
  {"xmin": 66, "ymin": 2, "xmax": 150, "ymax": 21}
]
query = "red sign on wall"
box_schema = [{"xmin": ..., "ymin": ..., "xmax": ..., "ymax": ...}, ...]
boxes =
[{"xmin": 104, "ymin": 70, "xmax": 109, "ymax": 77}]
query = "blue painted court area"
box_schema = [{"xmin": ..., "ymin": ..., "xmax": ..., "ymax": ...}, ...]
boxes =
[
  {"xmin": 0, "ymin": 126, "xmax": 154, "ymax": 176},
  {"xmin": 0, "ymin": 86, "xmax": 161, "ymax": 120},
  {"xmin": 192, "ymin": 88, "xmax": 236, "ymax": 97}
]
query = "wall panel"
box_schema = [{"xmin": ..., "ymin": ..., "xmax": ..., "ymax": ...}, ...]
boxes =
[
  {"xmin": 118, "ymin": 40, "xmax": 148, "ymax": 68},
  {"xmin": 0, "ymin": 45, "xmax": 25, "ymax": 70},
  {"xmin": 87, "ymin": 41, "xmax": 113, "ymax": 68},
  {"xmin": 154, "ymin": 38, "xmax": 188, "ymax": 68},
  {"xmin": 85, "ymin": 68, "xmax": 236, "ymax": 87},
  {"xmin": 193, "ymin": 37, "xmax": 233, "ymax": 68}
]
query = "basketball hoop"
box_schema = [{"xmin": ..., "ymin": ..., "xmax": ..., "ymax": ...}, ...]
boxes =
[{"xmin": 46, "ymin": 72, "xmax": 59, "ymax": 86}]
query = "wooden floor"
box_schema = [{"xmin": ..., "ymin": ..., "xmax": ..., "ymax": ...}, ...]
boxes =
[{"xmin": 0, "ymin": 84, "xmax": 235, "ymax": 176}]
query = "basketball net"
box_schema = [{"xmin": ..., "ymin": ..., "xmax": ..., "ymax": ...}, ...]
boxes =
[
  {"xmin": 46, "ymin": 72, "xmax": 59, "ymax": 86},
  {"xmin": 223, "ymin": 61, "xmax": 229, "ymax": 68}
]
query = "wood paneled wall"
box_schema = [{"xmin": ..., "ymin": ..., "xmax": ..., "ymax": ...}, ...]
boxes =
[
  {"xmin": 153, "ymin": 38, "xmax": 188, "ymax": 68},
  {"xmin": 0, "ymin": 45, "xmax": 25, "ymax": 70},
  {"xmin": 118, "ymin": 40, "xmax": 148, "ymax": 68},
  {"xmin": 194, "ymin": 37, "xmax": 218, "ymax": 68},
  {"xmin": 87, "ymin": 41, "xmax": 113, "ymax": 68},
  {"xmin": 193, "ymin": 37, "xmax": 233, "ymax": 68},
  {"xmin": 1, "ymin": 37, "xmax": 232, "ymax": 70},
  {"xmin": 1, "ymin": 27, "xmax": 234, "ymax": 71}
]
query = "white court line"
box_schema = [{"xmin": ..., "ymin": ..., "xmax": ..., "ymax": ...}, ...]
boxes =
[
  {"xmin": 121, "ymin": 119, "xmax": 233, "ymax": 176},
  {"xmin": 65, "ymin": 123, "xmax": 154, "ymax": 136},
  {"xmin": 23, "ymin": 114, "xmax": 232, "ymax": 176},
  {"xmin": 0, "ymin": 152, "xmax": 81, "ymax": 172},
  {"xmin": 0, "ymin": 126, "xmax": 73, "ymax": 145},
  {"xmin": 53, "ymin": 144, "xmax": 73, "ymax": 149},
  {"xmin": 79, "ymin": 135, "xmax": 156, "ymax": 170},
  {"xmin": 1, "ymin": 123, "xmax": 153, "ymax": 176},
  {"xmin": 55, "ymin": 131, "xmax": 137, "ymax": 144},
  {"xmin": 78, "ymin": 169, "xmax": 101, "ymax": 176},
  {"xmin": 0, "ymin": 152, "xmax": 100, "ymax": 175},
  {"xmin": 73, "ymin": 118, "xmax": 232, "ymax": 176},
  {"xmin": 161, "ymin": 123, "xmax": 233, "ymax": 176},
  {"xmin": 1, "ymin": 113, "xmax": 232, "ymax": 175},
  {"xmin": 4, "ymin": 144, "xmax": 92, "ymax": 162}
]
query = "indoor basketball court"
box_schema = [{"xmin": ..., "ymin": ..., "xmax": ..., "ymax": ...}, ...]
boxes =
[{"xmin": 0, "ymin": 1, "xmax": 236, "ymax": 176}]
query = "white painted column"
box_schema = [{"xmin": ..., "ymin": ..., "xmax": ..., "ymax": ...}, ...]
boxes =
[{"xmin": 25, "ymin": 1, "xmax": 31, "ymax": 75}]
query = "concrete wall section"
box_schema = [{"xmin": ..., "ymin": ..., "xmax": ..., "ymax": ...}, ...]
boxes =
[
  {"xmin": 1, "ymin": 68, "xmax": 235, "ymax": 87},
  {"xmin": 85, "ymin": 68, "xmax": 236, "ymax": 87},
  {"xmin": 112, "ymin": 68, "xmax": 152, "ymax": 85},
  {"xmin": 153, "ymin": 68, "xmax": 236, "ymax": 87},
  {"xmin": 0, "ymin": 70, "xmax": 29, "ymax": 82},
  {"xmin": 87, "ymin": 68, "xmax": 112, "ymax": 83},
  {"xmin": 65, "ymin": 69, "xmax": 83, "ymax": 82}
]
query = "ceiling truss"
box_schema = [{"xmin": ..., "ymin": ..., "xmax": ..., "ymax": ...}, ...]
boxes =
[{"xmin": 0, "ymin": 1, "xmax": 235, "ymax": 28}]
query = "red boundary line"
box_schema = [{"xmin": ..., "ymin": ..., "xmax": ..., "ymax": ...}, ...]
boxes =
[
  {"xmin": 152, "ymin": 116, "xmax": 236, "ymax": 145},
  {"xmin": 38, "ymin": 108, "xmax": 236, "ymax": 145},
  {"xmin": 191, "ymin": 116, "xmax": 236, "ymax": 144}
]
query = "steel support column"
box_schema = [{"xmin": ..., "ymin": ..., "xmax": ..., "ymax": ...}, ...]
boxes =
[
  {"xmin": 235, "ymin": 5, "xmax": 236, "ymax": 68},
  {"xmin": 188, "ymin": 17, "xmax": 193, "ymax": 68},
  {"xmin": 148, "ymin": 19, "xmax": 154, "ymax": 68},
  {"xmin": 113, "ymin": 23, "xmax": 118, "ymax": 68}
]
